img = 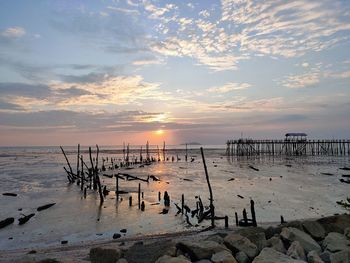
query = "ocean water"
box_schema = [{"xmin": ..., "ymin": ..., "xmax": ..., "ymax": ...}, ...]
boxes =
[{"xmin": 0, "ymin": 145, "xmax": 349, "ymax": 250}]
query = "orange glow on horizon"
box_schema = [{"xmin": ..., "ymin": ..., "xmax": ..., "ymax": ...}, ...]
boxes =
[{"xmin": 156, "ymin": 129, "xmax": 164, "ymax": 135}]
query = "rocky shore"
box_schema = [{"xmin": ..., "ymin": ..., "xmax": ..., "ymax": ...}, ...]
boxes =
[{"xmin": 7, "ymin": 213, "xmax": 350, "ymax": 263}]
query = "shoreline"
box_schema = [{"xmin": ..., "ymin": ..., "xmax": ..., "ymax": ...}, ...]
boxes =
[{"xmin": 2, "ymin": 213, "xmax": 349, "ymax": 263}]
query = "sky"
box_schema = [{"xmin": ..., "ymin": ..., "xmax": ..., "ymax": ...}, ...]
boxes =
[{"xmin": 0, "ymin": 0, "xmax": 350, "ymax": 146}]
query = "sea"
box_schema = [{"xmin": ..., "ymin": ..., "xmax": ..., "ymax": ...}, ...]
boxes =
[{"xmin": 0, "ymin": 145, "xmax": 349, "ymax": 250}]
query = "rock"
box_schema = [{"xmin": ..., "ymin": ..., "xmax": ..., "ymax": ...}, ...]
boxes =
[
  {"xmin": 211, "ymin": 250, "xmax": 237, "ymax": 263},
  {"xmin": 344, "ymin": 227, "xmax": 350, "ymax": 240},
  {"xmin": 90, "ymin": 247, "xmax": 121, "ymax": 263},
  {"xmin": 125, "ymin": 240, "xmax": 176, "ymax": 263},
  {"xmin": 113, "ymin": 233, "xmax": 122, "ymax": 239},
  {"xmin": 120, "ymin": 229, "xmax": 127, "ymax": 233},
  {"xmin": 236, "ymin": 227, "xmax": 267, "ymax": 253},
  {"xmin": 319, "ymin": 251, "xmax": 332, "ymax": 263},
  {"xmin": 287, "ymin": 241, "xmax": 306, "ymax": 261},
  {"xmin": 280, "ymin": 227, "xmax": 321, "ymax": 253},
  {"xmin": 205, "ymin": 233, "xmax": 226, "ymax": 244},
  {"xmin": 264, "ymin": 226, "xmax": 281, "ymax": 240},
  {"xmin": 117, "ymin": 259, "xmax": 128, "ymax": 263},
  {"xmin": 60, "ymin": 240, "xmax": 68, "ymax": 245},
  {"xmin": 176, "ymin": 240, "xmax": 229, "ymax": 261},
  {"xmin": 38, "ymin": 259, "xmax": 62, "ymax": 263},
  {"xmin": 224, "ymin": 233, "xmax": 258, "ymax": 259},
  {"xmin": 302, "ymin": 221, "xmax": 326, "ymax": 241},
  {"xmin": 330, "ymin": 250, "xmax": 350, "ymax": 263},
  {"xmin": 322, "ymin": 232, "xmax": 350, "ymax": 253},
  {"xmin": 317, "ymin": 214, "xmax": 350, "ymax": 234},
  {"xmin": 266, "ymin": 236, "xmax": 286, "ymax": 254},
  {"xmin": 252, "ymin": 247, "xmax": 306, "ymax": 263},
  {"xmin": 235, "ymin": 251, "xmax": 250, "ymax": 263},
  {"xmin": 155, "ymin": 255, "xmax": 191, "ymax": 263},
  {"xmin": 307, "ymin": 250, "xmax": 325, "ymax": 263}
]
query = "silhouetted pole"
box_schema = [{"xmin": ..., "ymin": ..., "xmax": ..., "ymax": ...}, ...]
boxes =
[{"xmin": 200, "ymin": 147, "xmax": 215, "ymax": 228}]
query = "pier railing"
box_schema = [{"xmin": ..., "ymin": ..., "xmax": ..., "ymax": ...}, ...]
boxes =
[{"xmin": 226, "ymin": 139, "xmax": 350, "ymax": 156}]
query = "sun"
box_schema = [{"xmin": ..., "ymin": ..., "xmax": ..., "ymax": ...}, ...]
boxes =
[{"xmin": 156, "ymin": 129, "xmax": 164, "ymax": 135}]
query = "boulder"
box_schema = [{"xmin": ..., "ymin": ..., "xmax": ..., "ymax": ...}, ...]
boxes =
[
  {"xmin": 236, "ymin": 228, "xmax": 267, "ymax": 253},
  {"xmin": 319, "ymin": 251, "xmax": 332, "ymax": 263},
  {"xmin": 322, "ymin": 232, "xmax": 350, "ymax": 253},
  {"xmin": 302, "ymin": 221, "xmax": 326, "ymax": 241},
  {"xmin": 266, "ymin": 236, "xmax": 286, "ymax": 254},
  {"xmin": 117, "ymin": 259, "xmax": 129, "ymax": 263},
  {"xmin": 344, "ymin": 227, "xmax": 350, "ymax": 240},
  {"xmin": 252, "ymin": 247, "xmax": 306, "ymax": 263},
  {"xmin": 155, "ymin": 255, "xmax": 191, "ymax": 263},
  {"xmin": 125, "ymin": 240, "xmax": 176, "ymax": 263},
  {"xmin": 211, "ymin": 250, "xmax": 237, "ymax": 263},
  {"xmin": 224, "ymin": 234, "xmax": 258, "ymax": 259},
  {"xmin": 329, "ymin": 250, "xmax": 350, "ymax": 263},
  {"xmin": 317, "ymin": 214, "xmax": 350, "ymax": 234},
  {"xmin": 176, "ymin": 240, "xmax": 229, "ymax": 261},
  {"xmin": 90, "ymin": 247, "xmax": 122, "ymax": 263},
  {"xmin": 280, "ymin": 227, "xmax": 321, "ymax": 253},
  {"xmin": 264, "ymin": 226, "xmax": 282, "ymax": 240},
  {"xmin": 205, "ymin": 234, "xmax": 225, "ymax": 244},
  {"xmin": 286, "ymin": 241, "xmax": 306, "ymax": 261},
  {"xmin": 235, "ymin": 251, "xmax": 250, "ymax": 263},
  {"xmin": 307, "ymin": 251, "xmax": 325, "ymax": 263}
]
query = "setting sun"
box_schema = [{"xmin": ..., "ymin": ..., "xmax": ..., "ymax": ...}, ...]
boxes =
[{"xmin": 156, "ymin": 129, "xmax": 164, "ymax": 135}]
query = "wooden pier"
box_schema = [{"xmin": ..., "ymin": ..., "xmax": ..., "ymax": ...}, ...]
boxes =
[{"xmin": 226, "ymin": 139, "xmax": 350, "ymax": 156}]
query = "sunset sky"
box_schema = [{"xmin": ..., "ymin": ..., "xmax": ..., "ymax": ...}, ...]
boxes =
[{"xmin": 0, "ymin": 0, "xmax": 350, "ymax": 146}]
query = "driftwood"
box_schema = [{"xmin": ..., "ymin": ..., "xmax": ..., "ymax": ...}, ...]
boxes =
[
  {"xmin": 2, "ymin": 193, "xmax": 17, "ymax": 197},
  {"xmin": 117, "ymin": 173, "xmax": 149, "ymax": 182},
  {"xmin": 0, "ymin": 217, "xmax": 14, "ymax": 229},
  {"xmin": 249, "ymin": 165, "xmax": 259, "ymax": 171},
  {"xmin": 37, "ymin": 203, "xmax": 56, "ymax": 211},
  {"xmin": 18, "ymin": 213, "xmax": 35, "ymax": 225}
]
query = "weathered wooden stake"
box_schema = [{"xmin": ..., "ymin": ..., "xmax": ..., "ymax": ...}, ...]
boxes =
[
  {"xmin": 235, "ymin": 212, "xmax": 238, "ymax": 226},
  {"xmin": 181, "ymin": 194, "xmax": 184, "ymax": 214},
  {"xmin": 225, "ymin": 215, "xmax": 228, "ymax": 228},
  {"xmin": 141, "ymin": 201, "xmax": 145, "ymax": 211},
  {"xmin": 200, "ymin": 147, "xmax": 215, "ymax": 228},
  {"xmin": 158, "ymin": 191, "xmax": 161, "ymax": 201},
  {"xmin": 243, "ymin": 209, "xmax": 248, "ymax": 224},
  {"xmin": 250, "ymin": 199, "xmax": 257, "ymax": 227},
  {"xmin": 138, "ymin": 183, "xmax": 141, "ymax": 209},
  {"xmin": 60, "ymin": 146, "xmax": 74, "ymax": 178},
  {"xmin": 129, "ymin": 196, "xmax": 132, "ymax": 206}
]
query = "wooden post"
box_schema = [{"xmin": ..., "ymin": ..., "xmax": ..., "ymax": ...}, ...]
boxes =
[
  {"xmin": 77, "ymin": 144, "xmax": 80, "ymax": 177},
  {"xmin": 250, "ymin": 199, "xmax": 257, "ymax": 227},
  {"xmin": 84, "ymin": 187, "xmax": 87, "ymax": 198},
  {"xmin": 163, "ymin": 141, "xmax": 166, "ymax": 161},
  {"xmin": 224, "ymin": 216, "xmax": 228, "ymax": 228},
  {"xmin": 141, "ymin": 201, "xmax": 145, "ymax": 211},
  {"xmin": 185, "ymin": 143, "xmax": 188, "ymax": 162},
  {"xmin": 60, "ymin": 146, "xmax": 74, "ymax": 178},
  {"xmin": 80, "ymin": 155, "xmax": 84, "ymax": 191},
  {"xmin": 243, "ymin": 209, "xmax": 248, "ymax": 224},
  {"xmin": 200, "ymin": 147, "xmax": 215, "ymax": 228},
  {"xmin": 235, "ymin": 212, "xmax": 238, "ymax": 226},
  {"xmin": 138, "ymin": 183, "xmax": 141, "ymax": 209},
  {"xmin": 129, "ymin": 196, "xmax": 132, "ymax": 206},
  {"xmin": 142, "ymin": 192, "xmax": 144, "ymax": 199},
  {"xmin": 280, "ymin": 215, "xmax": 285, "ymax": 224},
  {"xmin": 181, "ymin": 194, "xmax": 184, "ymax": 214},
  {"xmin": 116, "ymin": 175, "xmax": 119, "ymax": 199},
  {"xmin": 158, "ymin": 191, "xmax": 161, "ymax": 201}
]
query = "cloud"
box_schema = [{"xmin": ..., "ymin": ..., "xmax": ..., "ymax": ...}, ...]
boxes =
[
  {"xmin": 1, "ymin": 26, "xmax": 26, "ymax": 38},
  {"xmin": 0, "ymin": 82, "xmax": 52, "ymax": 99},
  {"xmin": 107, "ymin": 6, "xmax": 140, "ymax": 15},
  {"xmin": 281, "ymin": 72, "xmax": 321, "ymax": 89},
  {"xmin": 0, "ymin": 100, "xmax": 23, "ymax": 111},
  {"xmin": 207, "ymin": 82, "xmax": 251, "ymax": 93}
]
